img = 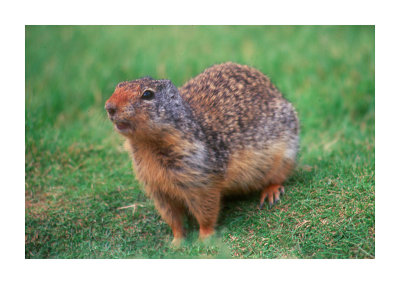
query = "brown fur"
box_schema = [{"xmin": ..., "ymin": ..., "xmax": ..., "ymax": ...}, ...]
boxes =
[
  {"xmin": 105, "ymin": 62, "xmax": 299, "ymax": 243},
  {"xmin": 124, "ymin": 128, "xmax": 222, "ymax": 241}
]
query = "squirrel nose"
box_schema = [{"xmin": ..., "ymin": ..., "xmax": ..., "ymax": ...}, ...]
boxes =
[{"xmin": 105, "ymin": 102, "xmax": 117, "ymax": 116}]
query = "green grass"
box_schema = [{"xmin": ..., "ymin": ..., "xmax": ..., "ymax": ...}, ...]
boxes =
[{"xmin": 25, "ymin": 25, "xmax": 375, "ymax": 258}]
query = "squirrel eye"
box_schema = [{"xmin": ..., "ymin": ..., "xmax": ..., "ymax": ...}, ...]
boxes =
[{"xmin": 141, "ymin": 90, "xmax": 155, "ymax": 100}]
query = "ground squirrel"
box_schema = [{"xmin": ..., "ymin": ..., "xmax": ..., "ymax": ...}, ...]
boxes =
[{"xmin": 105, "ymin": 62, "xmax": 299, "ymax": 244}]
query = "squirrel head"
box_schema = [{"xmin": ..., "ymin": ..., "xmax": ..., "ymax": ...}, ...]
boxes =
[{"xmin": 105, "ymin": 77, "xmax": 186, "ymax": 138}]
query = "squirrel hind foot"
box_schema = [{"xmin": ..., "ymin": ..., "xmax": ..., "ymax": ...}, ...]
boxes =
[{"xmin": 259, "ymin": 184, "xmax": 285, "ymax": 209}]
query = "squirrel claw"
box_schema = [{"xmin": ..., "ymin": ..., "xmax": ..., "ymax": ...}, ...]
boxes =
[{"xmin": 259, "ymin": 184, "xmax": 284, "ymax": 210}]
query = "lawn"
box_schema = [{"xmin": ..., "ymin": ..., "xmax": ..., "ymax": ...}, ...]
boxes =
[{"xmin": 25, "ymin": 25, "xmax": 375, "ymax": 258}]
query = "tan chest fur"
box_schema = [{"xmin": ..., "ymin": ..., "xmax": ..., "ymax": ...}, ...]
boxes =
[{"xmin": 125, "ymin": 128, "xmax": 213, "ymax": 199}]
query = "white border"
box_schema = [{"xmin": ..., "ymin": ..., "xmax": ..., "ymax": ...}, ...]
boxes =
[{"xmin": 2, "ymin": 0, "xmax": 399, "ymax": 283}]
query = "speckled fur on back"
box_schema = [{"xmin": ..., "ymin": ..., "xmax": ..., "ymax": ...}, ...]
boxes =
[{"xmin": 105, "ymin": 62, "xmax": 299, "ymax": 243}]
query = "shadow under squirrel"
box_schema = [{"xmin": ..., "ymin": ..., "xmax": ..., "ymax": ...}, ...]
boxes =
[{"xmin": 105, "ymin": 62, "xmax": 299, "ymax": 244}]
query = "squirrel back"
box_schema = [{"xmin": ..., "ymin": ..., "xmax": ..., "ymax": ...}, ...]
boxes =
[{"xmin": 179, "ymin": 63, "xmax": 299, "ymax": 193}]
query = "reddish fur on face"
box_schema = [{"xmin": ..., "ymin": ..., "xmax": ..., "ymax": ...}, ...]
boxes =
[
  {"xmin": 105, "ymin": 83, "xmax": 154, "ymax": 137},
  {"xmin": 106, "ymin": 84, "xmax": 140, "ymax": 108}
]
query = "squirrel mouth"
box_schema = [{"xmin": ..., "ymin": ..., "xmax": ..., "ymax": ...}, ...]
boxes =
[{"xmin": 115, "ymin": 122, "xmax": 131, "ymax": 131}]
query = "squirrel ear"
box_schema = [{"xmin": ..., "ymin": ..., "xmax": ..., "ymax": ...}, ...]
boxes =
[
  {"xmin": 160, "ymin": 79, "xmax": 176, "ymax": 89},
  {"xmin": 159, "ymin": 80, "xmax": 179, "ymax": 97},
  {"xmin": 160, "ymin": 79, "xmax": 172, "ymax": 85}
]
